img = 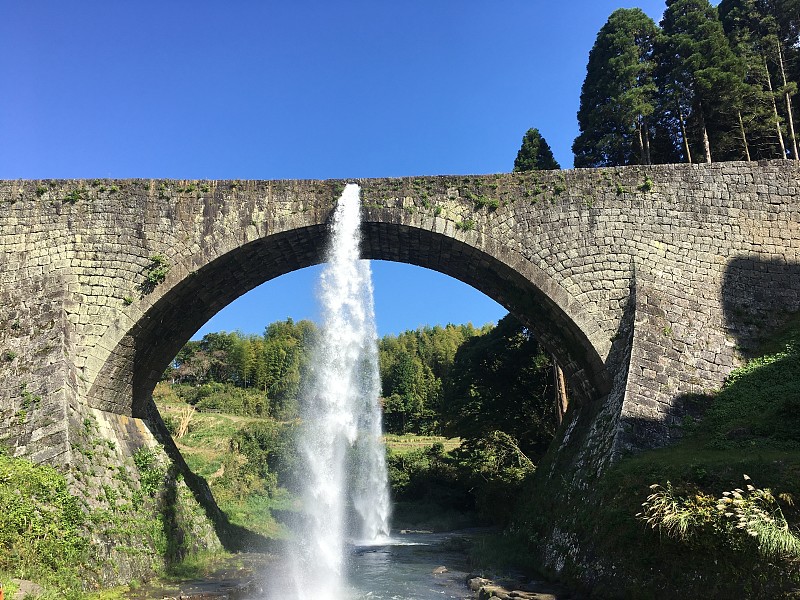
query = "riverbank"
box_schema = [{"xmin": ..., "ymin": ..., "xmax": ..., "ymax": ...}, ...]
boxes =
[
  {"xmin": 513, "ymin": 317, "xmax": 800, "ymax": 598},
  {"xmin": 111, "ymin": 530, "xmax": 578, "ymax": 600}
]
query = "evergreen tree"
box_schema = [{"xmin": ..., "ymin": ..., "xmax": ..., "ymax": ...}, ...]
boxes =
[
  {"xmin": 720, "ymin": 0, "xmax": 799, "ymax": 158},
  {"xmin": 658, "ymin": 0, "xmax": 748, "ymax": 162},
  {"xmin": 513, "ymin": 128, "xmax": 560, "ymax": 171},
  {"xmin": 573, "ymin": 9, "xmax": 663, "ymax": 167},
  {"xmin": 764, "ymin": 0, "xmax": 799, "ymax": 158}
]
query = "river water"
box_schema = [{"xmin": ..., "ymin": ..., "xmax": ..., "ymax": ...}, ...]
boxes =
[{"xmin": 262, "ymin": 532, "xmax": 474, "ymax": 599}]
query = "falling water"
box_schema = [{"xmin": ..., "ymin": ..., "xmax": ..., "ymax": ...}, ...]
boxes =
[{"xmin": 291, "ymin": 183, "xmax": 391, "ymax": 600}]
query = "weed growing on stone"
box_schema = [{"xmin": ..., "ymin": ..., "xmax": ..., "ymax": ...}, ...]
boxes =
[
  {"xmin": 456, "ymin": 219, "xmax": 476, "ymax": 232},
  {"xmin": 63, "ymin": 188, "xmax": 86, "ymax": 204},
  {"xmin": 144, "ymin": 254, "xmax": 170, "ymax": 287},
  {"xmin": 473, "ymin": 195, "xmax": 500, "ymax": 211}
]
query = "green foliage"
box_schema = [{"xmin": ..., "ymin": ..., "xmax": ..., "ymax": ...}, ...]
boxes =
[
  {"xmin": 513, "ymin": 128, "xmax": 560, "ymax": 172},
  {"xmin": 63, "ymin": 188, "xmax": 86, "ymax": 204},
  {"xmin": 473, "ymin": 195, "xmax": 500, "ymax": 211},
  {"xmin": 179, "ymin": 382, "xmax": 269, "ymax": 417},
  {"xmin": 696, "ymin": 334, "xmax": 800, "ymax": 450},
  {"xmin": 455, "ymin": 219, "xmax": 475, "ymax": 231},
  {"xmin": 718, "ymin": 0, "xmax": 800, "ymax": 159},
  {"xmin": 0, "ymin": 453, "xmax": 88, "ymax": 588},
  {"xmin": 659, "ymin": 0, "xmax": 749, "ymax": 163},
  {"xmin": 378, "ymin": 323, "xmax": 488, "ymax": 435},
  {"xmin": 514, "ymin": 319, "xmax": 800, "ymax": 597},
  {"xmin": 133, "ymin": 447, "xmax": 166, "ymax": 500},
  {"xmin": 387, "ymin": 433, "xmax": 536, "ymax": 527},
  {"xmin": 573, "ymin": 0, "xmax": 800, "ymax": 165},
  {"xmin": 164, "ymin": 319, "xmax": 316, "ymax": 419},
  {"xmin": 574, "ymin": 9, "xmax": 664, "ymax": 167},
  {"xmin": 640, "ymin": 475, "xmax": 800, "ymax": 563},
  {"xmin": 226, "ymin": 420, "xmax": 299, "ymax": 493},
  {"xmin": 442, "ymin": 314, "xmax": 555, "ymax": 462},
  {"xmin": 144, "ymin": 254, "xmax": 171, "ymax": 286},
  {"xmin": 158, "ymin": 396, "xmax": 300, "ymax": 538},
  {"xmin": 161, "ymin": 315, "xmax": 559, "ymax": 537},
  {"xmin": 19, "ymin": 383, "xmax": 41, "ymax": 411}
]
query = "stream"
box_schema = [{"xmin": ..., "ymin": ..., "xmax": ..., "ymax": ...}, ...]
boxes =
[
  {"xmin": 125, "ymin": 531, "xmax": 475, "ymax": 599},
  {"xmin": 261, "ymin": 531, "xmax": 474, "ymax": 599}
]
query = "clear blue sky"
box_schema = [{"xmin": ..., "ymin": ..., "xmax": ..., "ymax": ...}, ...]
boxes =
[{"xmin": 1, "ymin": 1, "xmax": 676, "ymax": 338}]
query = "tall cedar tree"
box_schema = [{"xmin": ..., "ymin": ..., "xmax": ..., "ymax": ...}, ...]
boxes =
[
  {"xmin": 513, "ymin": 128, "xmax": 560, "ymax": 171},
  {"xmin": 719, "ymin": 0, "xmax": 800, "ymax": 158},
  {"xmin": 719, "ymin": 0, "xmax": 790, "ymax": 158},
  {"xmin": 573, "ymin": 9, "xmax": 662, "ymax": 167},
  {"xmin": 657, "ymin": 0, "xmax": 748, "ymax": 162}
]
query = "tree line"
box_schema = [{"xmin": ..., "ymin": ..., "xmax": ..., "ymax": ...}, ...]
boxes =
[
  {"xmin": 515, "ymin": 0, "xmax": 799, "ymax": 169},
  {"xmin": 164, "ymin": 314, "xmax": 557, "ymax": 463},
  {"xmin": 574, "ymin": 0, "xmax": 798, "ymax": 166}
]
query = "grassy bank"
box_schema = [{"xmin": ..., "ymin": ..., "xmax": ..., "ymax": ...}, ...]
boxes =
[
  {"xmin": 514, "ymin": 319, "xmax": 800, "ymax": 598},
  {"xmin": 154, "ymin": 383, "xmax": 300, "ymax": 539},
  {"xmin": 157, "ymin": 388, "xmax": 480, "ymax": 535}
]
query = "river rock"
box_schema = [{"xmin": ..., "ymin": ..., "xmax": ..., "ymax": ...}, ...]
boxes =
[
  {"xmin": 468, "ymin": 576, "xmax": 491, "ymax": 591},
  {"xmin": 11, "ymin": 580, "xmax": 43, "ymax": 599},
  {"xmin": 432, "ymin": 566, "xmax": 448, "ymax": 574},
  {"xmin": 478, "ymin": 585, "xmax": 512, "ymax": 599}
]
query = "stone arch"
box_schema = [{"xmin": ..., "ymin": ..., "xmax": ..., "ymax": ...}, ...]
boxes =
[{"xmin": 87, "ymin": 219, "xmax": 613, "ymax": 418}]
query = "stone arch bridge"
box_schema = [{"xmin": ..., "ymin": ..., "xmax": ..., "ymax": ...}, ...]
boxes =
[{"xmin": 1, "ymin": 161, "xmax": 798, "ymax": 492}]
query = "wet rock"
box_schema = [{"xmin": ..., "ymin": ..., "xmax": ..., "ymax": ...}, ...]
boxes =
[
  {"xmin": 432, "ymin": 566, "xmax": 448, "ymax": 574},
  {"xmin": 467, "ymin": 576, "xmax": 491, "ymax": 591}
]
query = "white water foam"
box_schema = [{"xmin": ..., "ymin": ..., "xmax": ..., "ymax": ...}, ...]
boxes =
[{"xmin": 289, "ymin": 183, "xmax": 391, "ymax": 600}]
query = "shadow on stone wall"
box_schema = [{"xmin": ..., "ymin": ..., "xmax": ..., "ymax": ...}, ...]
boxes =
[
  {"xmin": 143, "ymin": 400, "xmax": 279, "ymax": 555},
  {"xmin": 622, "ymin": 255, "xmax": 800, "ymax": 453},
  {"xmin": 722, "ymin": 256, "xmax": 800, "ymax": 355}
]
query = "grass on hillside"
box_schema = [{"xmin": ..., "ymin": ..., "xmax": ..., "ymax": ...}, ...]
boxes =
[
  {"xmin": 154, "ymin": 384, "xmax": 467, "ymax": 539},
  {"xmin": 514, "ymin": 316, "xmax": 800, "ymax": 598},
  {"xmin": 155, "ymin": 384, "xmax": 299, "ymax": 539},
  {"xmin": 384, "ymin": 434, "xmax": 461, "ymax": 455}
]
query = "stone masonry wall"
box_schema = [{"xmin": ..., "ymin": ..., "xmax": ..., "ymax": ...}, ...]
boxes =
[{"xmin": 0, "ymin": 161, "xmax": 798, "ymax": 580}]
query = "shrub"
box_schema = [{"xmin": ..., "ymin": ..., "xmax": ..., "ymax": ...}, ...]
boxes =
[
  {"xmin": 0, "ymin": 453, "xmax": 88, "ymax": 582},
  {"xmin": 640, "ymin": 474, "xmax": 800, "ymax": 568},
  {"xmin": 473, "ymin": 195, "xmax": 500, "ymax": 211},
  {"xmin": 455, "ymin": 219, "xmax": 475, "ymax": 232}
]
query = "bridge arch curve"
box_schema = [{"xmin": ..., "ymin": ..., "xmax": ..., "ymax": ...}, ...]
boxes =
[
  {"xmin": 86, "ymin": 206, "xmax": 614, "ymax": 418},
  {"xmin": 3, "ymin": 163, "xmax": 798, "ymax": 467}
]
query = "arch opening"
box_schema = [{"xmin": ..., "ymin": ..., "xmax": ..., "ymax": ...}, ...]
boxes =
[{"xmin": 87, "ymin": 222, "xmax": 613, "ymax": 417}]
